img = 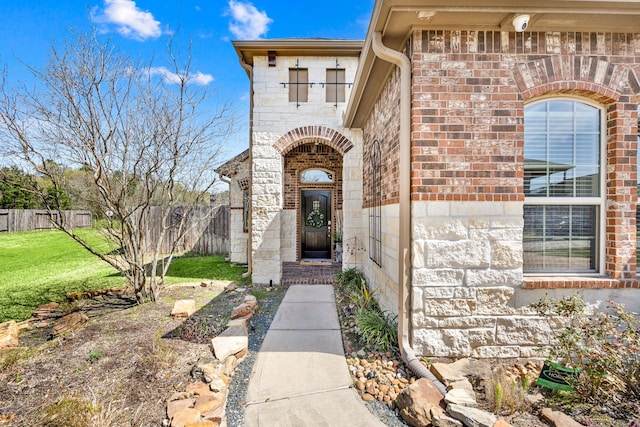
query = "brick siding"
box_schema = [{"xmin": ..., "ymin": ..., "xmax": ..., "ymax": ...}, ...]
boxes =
[{"xmin": 408, "ymin": 29, "xmax": 639, "ymax": 286}]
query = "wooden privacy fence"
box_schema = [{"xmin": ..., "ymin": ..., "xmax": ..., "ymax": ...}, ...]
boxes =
[
  {"xmin": 144, "ymin": 205, "xmax": 229, "ymax": 255},
  {"xmin": 0, "ymin": 209, "xmax": 91, "ymax": 233},
  {"xmin": 0, "ymin": 206, "xmax": 229, "ymax": 256}
]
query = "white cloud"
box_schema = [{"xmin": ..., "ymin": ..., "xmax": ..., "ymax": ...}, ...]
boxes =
[
  {"xmin": 226, "ymin": 1, "xmax": 272, "ymax": 39},
  {"xmin": 93, "ymin": 0, "xmax": 162, "ymax": 40},
  {"xmin": 147, "ymin": 67, "xmax": 214, "ymax": 86}
]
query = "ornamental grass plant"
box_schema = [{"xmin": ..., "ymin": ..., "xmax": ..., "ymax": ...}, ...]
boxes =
[{"xmin": 335, "ymin": 268, "xmax": 398, "ymax": 353}]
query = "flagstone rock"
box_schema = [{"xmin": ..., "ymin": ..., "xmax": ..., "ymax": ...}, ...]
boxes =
[
  {"xmin": 0, "ymin": 321, "xmax": 19, "ymax": 350},
  {"xmin": 208, "ymin": 377, "xmax": 227, "ymax": 393},
  {"xmin": 243, "ymin": 295, "xmax": 258, "ymax": 310},
  {"xmin": 194, "ymin": 393, "xmax": 224, "ymax": 414},
  {"xmin": 221, "ymin": 355, "xmax": 237, "ymax": 377},
  {"xmin": 230, "ymin": 303, "xmax": 253, "ymax": 320},
  {"xmin": 202, "ymin": 402, "xmax": 225, "ymax": 423},
  {"xmin": 447, "ymin": 403, "xmax": 497, "ymax": 427},
  {"xmin": 211, "ymin": 324, "xmax": 248, "ymax": 361},
  {"xmin": 226, "ymin": 318, "xmax": 247, "ymax": 329},
  {"xmin": 448, "ymin": 379, "xmax": 475, "ymax": 392},
  {"xmin": 186, "ymin": 381, "xmax": 214, "ymax": 397},
  {"xmin": 431, "ymin": 360, "xmax": 469, "ymax": 385},
  {"xmin": 171, "ymin": 408, "xmax": 201, "ymax": 427},
  {"xmin": 444, "ymin": 387, "xmax": 478, "ymax": 407},
  {"xmin": 494, "ymin": 419, "xmax": 514, "ymax": 427},
  {"xmin": 171, "ymin": 300, "xmax": 196, "ymax": 318},
  {"xmin": 167, "ymin": 399, "xmax": 196, "ymax": 420},
  {"xmin": 50, "ymin": 311, "xmax": 89, "ymax": 337},
  {"xmin": 184, "ymin": 422, "xmax": 216, "ymax": 427},
  {"xmin": 432, "ymin": 409, "xmax": 463, "ymax": 427},
  {"xmin": 191, "ymin": 358, "xmax": 222, "ymax": 384},
  {"xmin": 395, "ymin": 378, "xmax": 445, "ymax": 427},
  {"xmin": 540, "ymin": 407, "xmax": 582, "ymax": 427}
]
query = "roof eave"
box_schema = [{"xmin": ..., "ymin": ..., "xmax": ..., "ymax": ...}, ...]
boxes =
[{"xmin": 344, "ymin": 0, "xmax": 640, "ymax": 128}]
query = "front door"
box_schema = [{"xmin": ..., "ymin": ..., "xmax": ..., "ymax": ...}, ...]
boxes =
[{"xmin": 301, "ymin": 190, "xmax": 331, "ymax": 259}]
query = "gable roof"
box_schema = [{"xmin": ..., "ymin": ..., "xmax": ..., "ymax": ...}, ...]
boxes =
[{"xmin": 215, "ymin": 149, "xmax": 249, "ymax": 178}]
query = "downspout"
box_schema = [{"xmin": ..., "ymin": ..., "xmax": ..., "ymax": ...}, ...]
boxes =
[
  {"xmin": 239, "ymin": 56, "xmax": 253, "ymax": 279},
  {"xmin": 371, "ymin": 32, "xmax": 447, "ymax": 395}
]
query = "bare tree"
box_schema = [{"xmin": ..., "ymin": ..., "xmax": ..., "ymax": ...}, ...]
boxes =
[{"xmin": 0, "ymin": 32, "xmax": 234, "ymax": 303}]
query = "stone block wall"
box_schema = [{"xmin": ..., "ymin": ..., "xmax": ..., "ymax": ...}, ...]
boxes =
[
  {"xmin": 410, "ymin": 200, "xmax": 551, "ymax": 358},
  {"xmin": 250, "ymin": 54, "xmax": 362, "ymax": 284},
  {"xmin": 341, "ymin": 130, "xmax": 364, "ymax": 271}
]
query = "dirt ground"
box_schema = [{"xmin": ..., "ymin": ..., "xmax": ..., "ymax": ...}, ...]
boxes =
[
  {"xmin": 1, "ymin": 281, "xmax": 638, "ymax": 427},
  {"xmin": 0, "ymin": 282, "xmax": 247, "ymax": 427}
]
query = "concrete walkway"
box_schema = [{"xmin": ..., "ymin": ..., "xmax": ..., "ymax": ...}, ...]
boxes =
[{"xmin": 244, "ymin": 285, "xmax": 385, "ymax": 427}]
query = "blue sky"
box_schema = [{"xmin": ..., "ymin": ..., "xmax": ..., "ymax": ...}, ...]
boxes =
[{"xmin": 0, "ymin": 0, "xmax": 373, "ymax": 161}]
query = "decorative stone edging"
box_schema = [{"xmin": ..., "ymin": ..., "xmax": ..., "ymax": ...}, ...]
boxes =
[{"xmin": 164, "ymin": 292, "xmax": 258, "ymax": 427}]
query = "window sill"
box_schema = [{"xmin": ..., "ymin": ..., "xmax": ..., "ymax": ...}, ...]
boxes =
[{"xmin": 523, "ymin": 276, "xmax": 638, "ymax": 289}]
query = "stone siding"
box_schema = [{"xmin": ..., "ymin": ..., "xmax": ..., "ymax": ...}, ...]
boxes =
[
  {"xmin": 250, "ymin": 54, "xmax": 362, "ymax": 284},
  {"xmin": 410, "ymin": 200, "xmax": 544, "ymax": 358}
]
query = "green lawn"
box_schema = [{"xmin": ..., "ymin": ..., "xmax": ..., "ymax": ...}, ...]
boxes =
[{"xmin": 0, "ymin": 229, "xmax": 246, "ymax": 322}]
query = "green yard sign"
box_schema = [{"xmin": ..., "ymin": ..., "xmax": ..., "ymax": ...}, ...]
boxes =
[{"xmin": 536, "ymin": 360, "xmax": 579, "ymax": 391}]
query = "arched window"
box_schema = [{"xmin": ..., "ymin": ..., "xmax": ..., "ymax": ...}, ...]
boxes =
[
  {"xmin": 523, "ymin": 99, "xmax": 604, "ymax": 273},
  {"xmin": 300, "ymin": 169, "xmax": 333, "ymax": 183},
  {"xmin": 369, "ymin": 140, "xmax": 382, "ymax": 266}
]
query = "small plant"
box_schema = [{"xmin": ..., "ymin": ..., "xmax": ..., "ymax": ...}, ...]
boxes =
[
  {"xmin": 0, "ymin": 347, "xmax": 32, "ymax": 372},
  {"xmin": 349, "ymin": 278, "xmax": 377, "ymax": 309},
  {"xmin": 335, "ymin": 268, "xmax": 367, "ymax": 293},
  {"xmin": 88, "ymin": 348, "xmax": 104, "ymax": 363},
  {"xmin": 355, "ymin": 307, "xmax": 398, "ymax": 352},
  {"xmin": 42, "ymin": 394, "xmax": 96, "ymax": 427},
  {"xmin": 250, "ymin": 288, "xmax": 270, "ymax": 300},
  {"xmin": 486, "ymin": 367, "xmax": 532, "ymax": 415},
  {"xmin": 143, "ymin": 329, "xmax": 177, "ymax": 371},
  {"xmin": 493, "ymin": 380, "xmax": 504, "ymax": 410},
  {"xmin": 533, "ymin": 294, "xmax": 640, "ymax": 408}
]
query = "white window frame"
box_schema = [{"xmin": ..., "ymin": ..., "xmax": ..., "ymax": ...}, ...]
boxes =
[{"xmin": 523, "ymin": 97, "xmax": 606, "ymax": 275}]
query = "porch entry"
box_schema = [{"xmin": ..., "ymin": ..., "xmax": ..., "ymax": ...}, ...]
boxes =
[{"xmin": 301, "ymin": 190, "xmax": 331, "ymax": 259}]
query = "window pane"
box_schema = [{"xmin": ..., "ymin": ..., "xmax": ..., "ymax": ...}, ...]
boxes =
[
  {"xmin": 524, "ymin": 100, "xmax": 600, "ymax": 198},
  {"xmin": 301, "ymin": 169, "xmax": 333, "ymax": 183},
  {"xmin": 523, "ymin": 205, "xmax": 597, "ymax": 272},
  {"xmin": 548, "ymin": 134, "xmax": 574, "ymax": 165},
  {"xmin": 573, "ymin": 166, "xmax": 599, "ymax": 197},
  {"xmin": 575, "ymin": 133, "xmax": 599, "ymax": 165}
]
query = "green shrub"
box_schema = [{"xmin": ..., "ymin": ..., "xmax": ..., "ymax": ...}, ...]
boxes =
[
  {"xmin": 356, "ymin": 307, "xmax": 398, "ymax": 352},
  {"xmin": 335, "ymin": 268, "xmax": 365, "ymax": 294},
  {"xmin": 532, "ymin": 295, "xmax": 640, "ymax": 405}
]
